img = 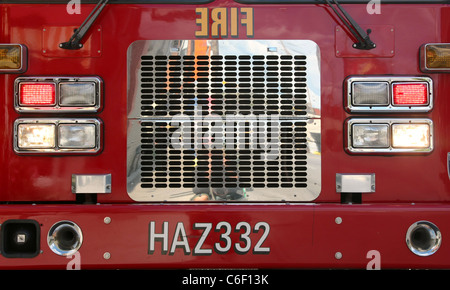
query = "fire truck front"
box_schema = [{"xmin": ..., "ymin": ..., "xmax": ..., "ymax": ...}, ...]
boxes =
[{"xmin": 1, "ymin": 0, "xmax": 450, "ymax": 269}]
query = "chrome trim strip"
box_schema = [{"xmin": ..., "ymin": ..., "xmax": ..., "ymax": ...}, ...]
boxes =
[
  {"xmin": 13, "ymin": 118, "xmax": 102, "ymax": 154},
  {"xmin": 72, "ymin": 174, "xmax": 112, "ymax": 194},
  {"xmin": 336, "ymin": 173, "xmax": 375, "ymax": 193},
  {"xmin": 345, "ymin": 118, "xmax": 434, "ymax": 154},
  {"xmin": 345, "ymin": 76, "xmax": 433, "ymax": 113},
  {"xmin": 448, "ymin": 152, "xmax": 450, "ymax": 180},
  {"xmin": 14, "ymin": 76, "xmax": 102, "ymax": 113}
]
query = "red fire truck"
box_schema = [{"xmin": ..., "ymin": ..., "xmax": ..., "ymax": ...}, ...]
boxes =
[{"xmin": 0, "ymin": 0, "xmax": 449, "ymax": 270}]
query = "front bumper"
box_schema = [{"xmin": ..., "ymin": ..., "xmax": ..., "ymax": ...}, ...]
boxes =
[{"xmin": 0, "ymin": 203, "xmax": 449, "ymax": 269}]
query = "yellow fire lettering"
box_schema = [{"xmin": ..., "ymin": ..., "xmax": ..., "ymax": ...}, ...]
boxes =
[
  {"xmin": 195, "ymin": 7, "xmax": 254, "ymax": 38},
  {"xmin": 240, "ymin": 7, "xmax": 254, "ymax": 37},
  {"xmin": 230, "ymin": 7, "xmax": 238, "ymax": 37},
  {"xmin": 195, "ymin": 7, "xmax": 208, "ymax": 37},
  {"xmin": 211, "ymin": 8, "xmax": 227, "ymax": 37}
]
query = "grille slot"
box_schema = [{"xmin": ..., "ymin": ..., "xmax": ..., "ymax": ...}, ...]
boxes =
[
  {"xmin": 139, "ymin": 55, "xmax": 308, "ymax": 117},
  {"xmin": 139, "ymin": 120, "xmax": 308, "ymax": 191}
]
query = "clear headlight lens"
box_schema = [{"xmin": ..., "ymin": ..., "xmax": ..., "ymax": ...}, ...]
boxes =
[
  {"xmin": 58, "ymin": 124, "xmax": 96, "ymax": 148},
  {"xmin": 392, "ymin": 123, "xmax": 430, "ymax": 148},
  {"xmin": 17, "ymin": 124, "xmax": 56, "ymax": 148},
  {"xmin": 59, "ymin": 82, "xmax": 96, "ymax": 106},
  {"xmin": 352, "ymin": 82, "xmax": 389, "ymax": 106},
  {"xmin": 352, "ymin": 124, "xmax": 389, "ymax": 148}
]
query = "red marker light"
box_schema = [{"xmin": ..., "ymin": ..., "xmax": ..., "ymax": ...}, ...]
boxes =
[
  {"xmin": 19, "ymin": 83, "xmax": 56, "ymax": 106},
  {"xmin": 393, "ymin": 83, "xmax": 428, "ymax": 105}
]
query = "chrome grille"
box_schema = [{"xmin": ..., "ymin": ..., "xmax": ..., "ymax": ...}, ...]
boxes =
[
  {"xmin": 127, "ymin": 40, "xmax": 321, "ymax": 202},
  {"xmin": 140, "ymin": 54, "xmax": 308, "ymax": 117},
  {"xmin": 139, "ymin": 120, "xmax": 308, "ymax": 191}
]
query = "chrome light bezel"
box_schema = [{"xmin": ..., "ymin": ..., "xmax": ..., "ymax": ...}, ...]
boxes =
[
  {"xmin": 345, "ymin": 76, "xmax": 433, "ymax": 113},
  {"xmin": 14, "ymin": 76, "xmax": 102, "ymax": 113},
  {"xmin": 14, "ymin": 118, "xmax": 102, "ymax": 154},
  {"xmin": 406, "ymin": 221, "xmax": 441, "ymax": 256},
  {"xmin": 346, "ymin": 118, "xmax": 433, "ymax": 154}
]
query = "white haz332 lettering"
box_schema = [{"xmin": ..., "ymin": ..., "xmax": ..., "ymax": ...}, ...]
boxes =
[{"xmin": 149, "ymin": 221, "xmax": 270, "ymax": 255}]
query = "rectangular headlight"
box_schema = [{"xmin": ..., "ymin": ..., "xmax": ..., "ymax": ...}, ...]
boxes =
[
  {"xmin": 14, "ymin": 119, "xmax": 101, "ymax": 154},
  {"xmin": 58, "ymin": 123, "xmax": 97, "ymax": 149},
  {"xmin": 14, "ymin": 77, "xmax": 102, "ymax": 113},
  {"xmin": 351, "ymin": 82, "xmax": 389, "ymax": 106},
  {"xmin": 17, "ymin": 124, "xmax": 56, "ymax": 149},
  {"xmin": 352, "ymin": 124, "xmax": 389, "ymax": 148},
  {"xmin": 346, "ymin": 119, "xmax": 433, "ymax": 154},
  {"xmin": 392, "ymin": 123, "xmax": 430, "ymax": 148},
  {"xmin": 59, "ymin": 82, "xmax": 96, "ymax": 106}
]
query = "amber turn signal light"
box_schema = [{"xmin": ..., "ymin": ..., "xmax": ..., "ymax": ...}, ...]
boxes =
[
  {"xmin": 0, "ymin": 44, "xmax": 27, "ymax": 73},
  {"xmin": 420, "ymin": 43, "xmax": 450, "ymax": 72}
]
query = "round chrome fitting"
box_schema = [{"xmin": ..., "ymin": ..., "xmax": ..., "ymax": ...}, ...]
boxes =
[
  {"xmin": 47, "ymin": 221, "xmax": 83, "ymax": 256},
  {"xmin": 406, "ymin": 221, "xmax": 441, "ymax": 256}
]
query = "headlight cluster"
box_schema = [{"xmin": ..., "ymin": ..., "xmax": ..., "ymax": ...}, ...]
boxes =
[
  {"xmin": 346, "ymin": 119, "xmax": 433, "ymax": 154},
  {"xmin": 345, "ymin": 76, "xmax": 433, "ymax": 154},
  {"xmin": 14, "ymin": 119, "xmax": 101, "ymax": 154},
  {"xmin": 11, "ymin": 74, "xmax": 103, "ymax": 155}
]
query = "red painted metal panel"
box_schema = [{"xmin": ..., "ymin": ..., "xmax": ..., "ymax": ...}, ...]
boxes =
[
  {"xmin": 0, "ymin": 2, "xmax": 448, "ymax": 203},
  {"xmin": 42, "ymin": 25, "xmax": 102, "ymax": 58},
  {"xmin": 0, "ymin": 204, "xmax": 449, "ymax": 269}
]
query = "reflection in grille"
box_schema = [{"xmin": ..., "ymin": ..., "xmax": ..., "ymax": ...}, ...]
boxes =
[
  {"xmin": 139, "ymin": 120, "xmax": 308, "ymax": 190},
  {"xmin": 139, "ymin": 55, "xmax": 308, "ymax": 117}
]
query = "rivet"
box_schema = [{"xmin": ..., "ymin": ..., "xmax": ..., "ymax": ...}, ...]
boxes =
[
  {"xmin": 103, "ymin": 252, "xmax": 111, "ymax": 260},
  {"xmin": 335, "ymin": 217, "xmax": 342, "ymax": 224},
  {"xmin": 335, "ymin": 252, "xmax": 343, "ymax": 259},
  {"xmin": 104, "ymin": 217, "xmax": 111, "ymax": 224}
]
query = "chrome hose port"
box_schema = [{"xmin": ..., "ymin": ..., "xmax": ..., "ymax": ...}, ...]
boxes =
[
  {"xmin": 47, "ymin": 221, "xmax": 83, "ymax": 256},
  {"xmin": 406, "ymin": 221, "xmax": 441, "ymax": 256}
]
